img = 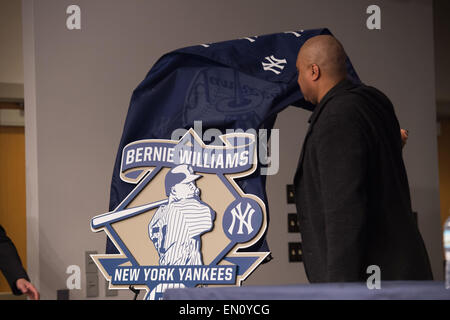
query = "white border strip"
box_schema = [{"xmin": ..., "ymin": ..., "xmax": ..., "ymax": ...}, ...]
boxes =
[{"xmin": 22, "ymin": 0, "xmax": 40, "ymax": 289}]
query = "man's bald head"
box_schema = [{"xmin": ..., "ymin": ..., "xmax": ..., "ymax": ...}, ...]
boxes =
[
  {"xmin": 297, "ymin": 35, "xmax": 347, "ymax": 79},
  {"xmin": 296, "ymin": 35, "xmax": 348, "ymax": 104}
]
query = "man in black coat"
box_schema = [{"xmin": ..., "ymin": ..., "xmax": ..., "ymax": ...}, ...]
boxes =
[
  {"xmin": 0, "ymin": 225, "xmax": 40, "ymax": 299},
  {"xmin": 293, "ymin": 35, "xmax": 433, "ymax": 282}
]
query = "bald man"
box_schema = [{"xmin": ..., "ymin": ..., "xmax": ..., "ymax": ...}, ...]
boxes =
[{"xmin": 293, "ymin": 35, "xmax": 433, "ymax": 282}]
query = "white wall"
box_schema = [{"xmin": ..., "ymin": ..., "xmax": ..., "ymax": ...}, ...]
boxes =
[
  {"xmin": 22, "ymin": 0, "xmax": 443, "ymax": 299},
  {"xmin": 0, "ymin": 0, "xmax": 23, "ymax": 85},
  {"xmin": 0, "ymin": 0, "xmax": 24, "ymax": 102}
]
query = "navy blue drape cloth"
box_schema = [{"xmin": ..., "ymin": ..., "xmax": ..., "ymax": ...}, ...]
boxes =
[{"xmin": 106, "ymin": 28, "xmax": 360, "ymax": 254}]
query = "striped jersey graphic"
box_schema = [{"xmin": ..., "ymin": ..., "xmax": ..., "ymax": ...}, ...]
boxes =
[{"xmin": 149, "ymin": 197, "xmax": 215, "ymax": 265}]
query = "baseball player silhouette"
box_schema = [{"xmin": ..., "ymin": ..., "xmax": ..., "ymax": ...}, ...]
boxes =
[{"xmin": 148, "ymin": 164, "xmax": 215, "ymax": 266}]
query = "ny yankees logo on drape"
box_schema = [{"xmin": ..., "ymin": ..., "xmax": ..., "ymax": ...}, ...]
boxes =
[
  {"xmin": 262, "ymin": 55, "xmax": 288, "ymax": 74},
  {"xmin": 91, "ymin": 130, "xmax": 268, "ymax": 300}
]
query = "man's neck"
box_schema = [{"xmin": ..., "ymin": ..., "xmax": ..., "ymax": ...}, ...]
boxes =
[{"xmin": 316, "ymin": 77, "xmax": 346, "ymax": 104}]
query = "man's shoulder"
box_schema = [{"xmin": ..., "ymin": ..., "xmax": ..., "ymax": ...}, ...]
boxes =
[
  {"xmin": 322, "ymin": 83, "xmax": 391, "ymax": 120},
  {"xmin": 321, "ymin": 92, "xmax": 365, "ymax": 120}
]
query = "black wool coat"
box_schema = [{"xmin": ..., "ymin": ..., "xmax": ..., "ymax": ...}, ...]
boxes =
[
  {"xmin": 0, "ymin": 225, "xmax": 29, "ymax": 295},
  {"xmin": 293, "ymin": 79, "xmax": 433, "ymax": 282}
]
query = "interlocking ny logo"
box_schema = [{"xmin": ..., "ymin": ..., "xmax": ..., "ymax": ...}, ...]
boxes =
[
  {"xmin": 228, "ymin": 202, "xmax": 255, "ymax": 235},
  {"xmin": 262, "ymin": 55, "xmax": 287, "ymax": 75}
]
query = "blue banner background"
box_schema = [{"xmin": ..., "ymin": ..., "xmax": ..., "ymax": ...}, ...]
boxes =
[{"xmin": 106, "ymin": 28, "xmax": 360, "ymax": 255}]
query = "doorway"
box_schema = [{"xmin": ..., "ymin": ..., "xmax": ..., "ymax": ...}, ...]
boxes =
[{"xmin": 0, "ymin": 104, "xmax": 26, "ymax": 294}]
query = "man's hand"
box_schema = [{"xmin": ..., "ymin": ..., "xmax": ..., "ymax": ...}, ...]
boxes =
[
  {"xmin": 16, "ymin": 278, "xmax": 40, "ymax": 300},
  {"xmin": 401, "ymin": 129, "xmax": 409, "ymax": 148}
]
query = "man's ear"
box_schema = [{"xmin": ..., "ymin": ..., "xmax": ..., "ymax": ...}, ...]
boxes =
[{"xmin": 311, "ymin": 64, "xmax": 320, "ymax": 81}]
